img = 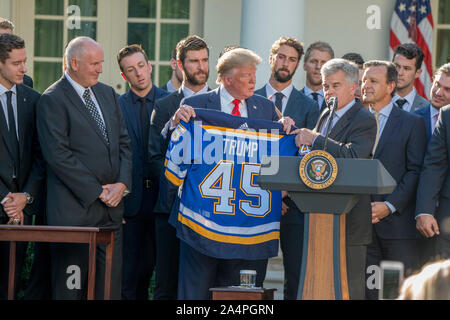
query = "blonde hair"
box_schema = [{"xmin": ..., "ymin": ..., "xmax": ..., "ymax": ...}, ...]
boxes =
[
  {"xmin": 397, "ymin": 259, "xmax": 450, "ymax": 300},
  {"xmin": 216, "ymin": 48, "xmax": 261, "ymax": 84}
]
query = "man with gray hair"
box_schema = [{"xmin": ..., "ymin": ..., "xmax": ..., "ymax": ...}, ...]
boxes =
[
  {"xmin": 295, "ymin": 58, "xmax": 377, "ymax": 299},
  {"xmin": 36, "ymin": 36, "xmax": 132, "ymax": 299},
  {"xmin": 166, "ymin": 47, "xmax": 295, "ymax": 299}
]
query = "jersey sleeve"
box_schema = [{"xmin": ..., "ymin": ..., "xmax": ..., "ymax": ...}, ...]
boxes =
[{"xmin": 164, "ymin": 121, "xmax": 193, "ymax": 187}]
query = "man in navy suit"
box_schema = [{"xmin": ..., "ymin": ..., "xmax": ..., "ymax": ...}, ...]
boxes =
[
  {"xmin": 415, "ymin": 63, "xmax": 450, "ymax": 263},
  {"xmin": 167, "ymin": 48, "xmax": 294, "ymax": 299},
  {"xmin": 254, "ymin": 37, "xmax": 319, "ymax": 299},
  {"xmin": 414, "ymin": 65, "xmax": 450, "ymax": 142},
  {"xmin": 149, "ymin": 35, "xmax": 210, "ymax": 300},
  {"xmin": 117, "ymin": 44, "xmax": 168, "ymax": 299},
  {"xmin": 361, "ymin": 61, "xmax": 427, "ymax": 300},
  {"xmin": 392, "ymin": 43, "xmax": 429, "ymax": 112},
  {"xmin": 301, "ymin": 41, "xmax": 334, "ymax": 112}
]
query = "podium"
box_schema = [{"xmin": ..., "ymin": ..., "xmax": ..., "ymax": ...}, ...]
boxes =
[{"xmin": 258, "ymin": 156, "xmax": 396, "ymax": 300}]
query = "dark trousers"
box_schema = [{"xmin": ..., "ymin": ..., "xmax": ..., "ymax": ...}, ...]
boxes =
[
  {"xmin": 122, "ymin": 188, "xmax": 156, "ymax": 300},
  {"xmin": 24, "ymin": 214, "xmax": 52, "ymax": 300},
  {"xmin": 436, "ymin": 236, "xmax": 450, "ymax": 260},
  {"xmin": 279, "ymin": 208, "xmax": 304, "ymax": 300},
  {"xmin": 0, "ymin": 213, "xmax": 33, "ymax": 300},
  {"xmin": 50, "ymin": 223, "xmax": 123, "ymax": 300},
  {"xmin": 365, "ymin": 230, "xmax": 420, "ymax": 300},
  {"xmin": 346, "ymin": 245, "xmax": 367, "ymax": 300},
  {"xmin": 154, "ymin": 213, "xmax": 179, "ymax": 300},
  {"xmin": 178, "ymin": 241, "xmax": 246, "ymax": 300}
]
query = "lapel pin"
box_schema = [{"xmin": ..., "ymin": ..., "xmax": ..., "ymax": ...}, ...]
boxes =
[{"xmin": 253, "ymin": 105, "xmax": 257, "ymax": 109}]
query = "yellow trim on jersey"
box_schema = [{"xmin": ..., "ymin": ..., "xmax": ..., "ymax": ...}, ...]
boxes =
[
  {"xmin": 165, "ymin": 170, "xmax": 184, "ymax": 187},
  {"xmin": 178, "ymin": 213, "xmax": 280, "ymax": 245},
  {"xmin": 201, "ymin": 125, "xmax": 283, "ymax": 139}
]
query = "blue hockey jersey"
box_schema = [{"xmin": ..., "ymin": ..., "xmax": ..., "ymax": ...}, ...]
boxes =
[{"xmin": 164, "ymin": 109, "xmax": 299, "ymax": 260}]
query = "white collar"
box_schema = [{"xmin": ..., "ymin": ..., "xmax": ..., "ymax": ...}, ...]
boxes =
[
  {"xmin": 181, "ymin": 83, "xmax": 208, "ymax": 99},
  {"xmin": 0, "ymin": 83, "xmax": 17, "ymax": 96},
  {"xmin": 265, "ymin": 82, "xmax": 294, "ymax": 100}
]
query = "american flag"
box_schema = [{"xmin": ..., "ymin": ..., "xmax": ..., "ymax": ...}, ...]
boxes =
[{"xmin": 389, "ymin": 0, "xmax": 434, "ymax": 99}]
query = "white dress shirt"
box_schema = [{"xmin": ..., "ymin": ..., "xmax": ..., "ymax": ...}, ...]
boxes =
[
  {"xmin": 392, "ymin": 88, "xmax": 417, "ymax": 112},
  {"xmin": 220, "ymin": 85, "xmax": 248, "ymax": 117},
  {"xmin": 369, "ymin": 102, "xmax": 396, "ymax": 214},
  {"xmin": 265, "ymin": 82, "xmax": 294, "ymax": 115},
  {"xmin": 65, "ymin": 72, "xmax": 106, "ymax": 126},
  {"xmin": 181, "ymin": 83, "xmax": 208, "ymax": 99},
  {"xmin": 304, "ymin": 85, "xmax": 325, "ymax": 110}
]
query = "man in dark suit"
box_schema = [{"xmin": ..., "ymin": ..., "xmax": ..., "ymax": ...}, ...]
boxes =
[
  {"xmin": 116, "ymin": 44, "xmax": 168, "ymax": 300},
  {"xmin": 412, "ymin": 65, "xmax": 450, "ymax": 272},
  {"xmin": 301, "ymin": 41, "xmax": 334, "ymax": 112},
  {"xmin": 414, "ymin": 65, "xmax": 450, "ymax": 142},
  {"xmin": 392, "ymin": 43, "xmax": 429, "ymax": 112},
  {"xmin": 36, "ymin": 36, "xmax": 132, "ymax": 300},
  {"xmin": 160, "ymin": 47, "xmax": 183, "ymax": 93},
  {"xmin": 360, "ymin": 61, "xmax": 427, "ymax": 299},
  {"xmin": 295, "ymin": 58, "xmax": 377, "ymax": 299},
  {"xmin": 415, "ymin": 63, "xmax": 450, "ymax": 261},
  {"xmin": 149, "ymin": 35, "xmax": 210, "ymax": 300},
  {"xmin": 254, "ymin": 36, "xmax": 319, "ymax": 299},
  {"xmin": 0, "ymin": 18, "xmax": 33, "ymax": 89},
  {"xmin": 0, "ymin": 33, "xmax": 44, "ymax": 299},
  {"xmin": 167, "ymin": 48, "xmax": 294, "ymax": 299}
]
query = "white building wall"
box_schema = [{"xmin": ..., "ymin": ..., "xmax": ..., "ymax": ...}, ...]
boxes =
[{"xmin": 0, "ymin": 0, "xmax": 13, "ymax": 20}]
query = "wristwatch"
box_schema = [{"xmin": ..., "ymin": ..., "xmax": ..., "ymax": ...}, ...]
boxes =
[{"xmin": 23, "ymin": 192, "xmax": 33, "ymax": 204}]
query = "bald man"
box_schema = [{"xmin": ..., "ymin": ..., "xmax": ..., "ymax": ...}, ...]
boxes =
[{"xmin": 36, "ymin": 36, "xmax": 132, "ymax": 300}]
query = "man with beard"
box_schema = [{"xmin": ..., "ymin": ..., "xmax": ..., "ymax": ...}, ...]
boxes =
[
  {"xmin": 161, "ymin": 47, "xmax": 183, "ymax": 93},
  {"xmin": 415, "ymin": 63, "xmax": 450, "ymax": 260},
  {"xmin": 148, "ymin": 35, "xmax": 210, "ymax": 299},
  {"xmin": 117, "ymin": 44, "xmax": 169, "ymax": 299},
  {"xmin": 254, "ymin": 36, "xmax": 319, "ymax": 299},
  {"xmin": 301, "ymin": 41, "xmax": 334, "ymax": 112},
  {"xmin": 392, "ymin": 43, "xmax": 429, "ymax": 112}
]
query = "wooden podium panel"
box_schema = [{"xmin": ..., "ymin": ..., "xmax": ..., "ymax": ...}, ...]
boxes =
[{"xmin": 297, "ymin": 213, "xmax": 349, "ymax": 300}]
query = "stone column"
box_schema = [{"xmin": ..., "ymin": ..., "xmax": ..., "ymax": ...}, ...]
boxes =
[{"xmin": 240, "ymin": 0, "xmax": 306, "ymax": 89}]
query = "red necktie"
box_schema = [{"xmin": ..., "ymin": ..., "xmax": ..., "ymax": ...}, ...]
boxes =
[{"xmin": 232, "ymin": 99, "xmax": 241, "ymax": 117}]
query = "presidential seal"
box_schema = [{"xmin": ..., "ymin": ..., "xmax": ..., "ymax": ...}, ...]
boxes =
[{"xmin": 299, "ymin": 150, "xmax": 338, "ymax": 190}]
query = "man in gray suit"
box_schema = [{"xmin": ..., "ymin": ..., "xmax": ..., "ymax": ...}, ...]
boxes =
[
  {"xmin": 36, "ymin": 37, "xmax": 132, "ymax": 299},
  {"xmin": 295, "ymin": 58, "xmax": 377, "ymax": 299},
  {"xmin": 392, "ymin": 43, "xmax": 429, "ymax": 112},
  {"xmin": 254, "ymin": 36, "xmax": 319, "ymax": 299},
  {"xmin": 415, "ymin": 63, "xmax": 450, "ymax": 260}
]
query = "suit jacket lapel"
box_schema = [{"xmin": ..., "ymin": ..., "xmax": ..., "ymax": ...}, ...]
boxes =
[
  {"xmin": 328, "ymin": 103, "xmax": 360, "ymax": 139},
  {"xmin": 374, "ymin": 106, "xmax": 401, "ymax": 157},
  {"xmin": 91, "ymin": 84, "xmax": 112, "ymax": 147},
  {"xmin": 246, "ymin": 95, "xmax": 260, "ymax": 118},
  {"xmin": 0, "ymin": 99, "xmax": 15, "ymax": 160},
  {"xmin": 284, "ymin": 89, "xmax": 299, "ymax": 117},
  {"xmin": 61, "ymin": 78, "xmax": 108, "ymax": 148},
  {"xmin": 16, "ymin": 85, "xmax": 28, "ymax": 159},
  {"xmin": 314, "ymin": 108, "xmax": 330, "ymax": 132},
  {"xmin": 206, "ymin": 88, "xmax": 222, "ymax": 111}
]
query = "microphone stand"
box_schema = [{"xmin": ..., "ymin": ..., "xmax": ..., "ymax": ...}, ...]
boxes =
[{"xmin": 323, "ymin": 97, "xmax": 338, "ymax": 152}]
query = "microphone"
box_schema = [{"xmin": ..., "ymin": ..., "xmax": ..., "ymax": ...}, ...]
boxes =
[
  {"xmin": 323, "ymin": 97, "xmax": 338, "ymax": 152},
  {"xmin": 327, "ymin": 96, "xmax": 338, "ymax": 111}
]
